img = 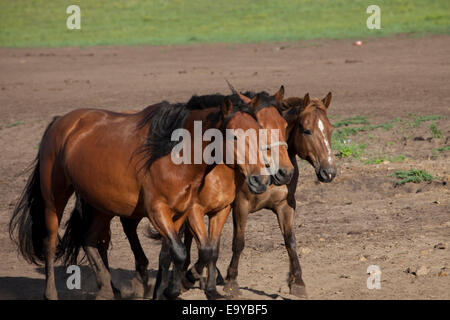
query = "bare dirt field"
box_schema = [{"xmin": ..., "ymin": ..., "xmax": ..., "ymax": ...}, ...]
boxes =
[{"xmin": 0, "ymin": 35, "xmax": 449, "ymax": 300}]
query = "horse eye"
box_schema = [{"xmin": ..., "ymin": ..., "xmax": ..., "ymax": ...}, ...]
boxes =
[{"xmin": 303, "ymin": 129, "xmax": 312, "ymax": 135}]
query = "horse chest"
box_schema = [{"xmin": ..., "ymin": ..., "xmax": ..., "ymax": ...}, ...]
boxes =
[{"xmin": 249, "ymin": 185, "xmax": 288, "ymax": 212}]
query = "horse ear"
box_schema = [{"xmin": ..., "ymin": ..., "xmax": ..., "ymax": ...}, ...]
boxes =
[
  {"xmin": 221, "ymin": 97, "xmax": 233, "ymax": 117},
  {"xmin": 249, "ymin": 94, "xmax": 260, "ymax": 113},
  {"xmin": 237, "ymin": 92, "xmax": 252, "ymax": 105},
  {"xmin": 322, "ymin": 92, "xmax": 332, "ymax": 109},
  {"xmin": 302, "ymin": 93, "xmax": 310, "ymax": 107},
  {"xmin": 274, "ymin": 85, "xmax": 285, "ymax": 102}
]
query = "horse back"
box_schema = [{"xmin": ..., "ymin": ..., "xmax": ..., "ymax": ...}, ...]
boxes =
[{"xmin": 40, "ymin": 108, "xmax": 147, "ymax": 216}]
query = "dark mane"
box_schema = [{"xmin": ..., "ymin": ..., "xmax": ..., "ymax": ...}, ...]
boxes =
[
  {"xmin": 186, "ymin": 93, "xmax": 256, "ymax": 116},
  {"xmin": 240, "ymin": 91, "xmax": 283, "ymax": 114},
  {"xmin": 137, "ymin": 94, "xmax": 257, "ymax": 170}
]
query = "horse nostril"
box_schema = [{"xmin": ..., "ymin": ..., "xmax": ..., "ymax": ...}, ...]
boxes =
[
  {"xmin": 320, "ymin": 169, "xmax": 328, "ymax": 180},
  {"xmin": 249, "ymin": 175, "xmax": 262, "ymax": 186},
  {"xmin": 320, "ymin": 168, "xmax": 336, "ymax": 181},
  {"xmin": 327, "ymin": 168, "xmax": 336, "ymax": 178},
  {"xmin": 278, "ymin": 168, "xmax": 287, "ymax": 177}
]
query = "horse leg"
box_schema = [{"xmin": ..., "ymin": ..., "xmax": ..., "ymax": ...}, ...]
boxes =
[
  {"xmin": 96, "ymin": 218, "xmax": 122, "ymax": 299},
  {"xmin": 120, "ymin": 217, "xmax": 151, "ymax": 298},
  {"xmin": 224, "ymin": 198, "xmax": 249, "ymax": 296},
  {"xmin": 203, "ymin": 206, "xmax": 230, "ymax": 300},
  {"xmin": 182, "ymin": 205, "xmax": 210, "ymax": 292},
  {"xmin": 274, "ymin": 200, "xmax": 306, "ymax": 298},
  {"xmin": 43, "ymin": 205, "xmax": 69, "ymax": 300},
  {"xmin": 153, "ymin": 239, "xmax": 171, "ymax": 300},
  {"xmin": 82, "ymin": 212, "xmax": 115, "ymax": 300},
  {"xmin": 41, "ymin": 163, "xmax": 73, "ymax": 300},
  {"xmin": 182, "ymin": 222, "xmax": 224, "ymax": 291},
  {"xmin": 182, "ymin": 222, "xmax": 193, "ymax": 272},
  {"xmin": 149, "ymin": 203, "xmax": 186, "ymax": 300}
]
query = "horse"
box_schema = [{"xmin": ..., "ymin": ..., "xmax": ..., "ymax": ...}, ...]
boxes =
[
  {"xmin": 79, "ymin": 88, "xmax": 336, "ymax": 299},
  {"xmin": 221, "ymin": 90, "xmax": 337, "ymax": 297},
  {"xmin": 170, "ymin": 87, "xmax": 294, "ymax": 299},
  {"xmin": 61, "ymin": 87, "xmax": 294, "ymax": 300},
  {"xmin": 9, "ymin": 94, "xmax": 271, "ymax": 300}
]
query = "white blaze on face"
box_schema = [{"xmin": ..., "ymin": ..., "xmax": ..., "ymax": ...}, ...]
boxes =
[{"xmin": 318, "ymin": 119, "xmax": 333, "ymax": 164}]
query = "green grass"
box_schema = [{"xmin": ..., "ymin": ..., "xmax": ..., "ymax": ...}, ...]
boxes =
[
  {"xmin": 408, "ymin": 114, "xmax": 446, "ymax": 127},
  {"xmin": 6, "ymin": 121, "xmax": 25, "ymax": 128},
  {"xmin": 429, "ymin": 122, "xmax": 443, "ymax": 138},
  {"xmin": 365, "ymin": 155, "xmax": 406, "ymax": 165},
  {"xmin": 390, "ymin": 169, "xmax": 435, "ymax": 185},
  {"xmin": 365, "ymin": 158, "xmax": 385, "ymax": 165},
  {"xmin": 433, "ymin": 145, "xmax": 450, "ymax": 152},
  {"xmin": 333, "ymin": 117, "xmax": 401, "ymax": 139},
  {"xmin": 333, "ymin": 115, "xmax": 369, "ymax": 128},
  {"xmin": 1, "ymin": 0, "xmax": 449, "ymax": 47},
  {"xmin": 331, "ymin": 132, "xmax": 366, "ymax": 158}
]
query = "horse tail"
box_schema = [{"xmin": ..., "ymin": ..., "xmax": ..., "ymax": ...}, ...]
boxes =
[
  {"xmin": 9, "ymin": 116, "xmax": 60, "ymax": 265},
  {"xmin": 57, "ymin": 194, "xmax": 92, "ymax": 266}
]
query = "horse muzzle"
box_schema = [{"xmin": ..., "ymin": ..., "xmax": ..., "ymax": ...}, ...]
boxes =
[
  {"xmin": 316, "ymin": 167, "xmax": 336, "ymax": 183},
  {"xmin": 247, "ymin": 174, "xmax": 270, "ymax": 194},
  {"xmin": 272, "ymin": 167, "xmax": 294, "ymax": 186}
]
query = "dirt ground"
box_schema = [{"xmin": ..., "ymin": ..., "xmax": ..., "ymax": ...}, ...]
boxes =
[{"xmin": 0, "ymin": 35, "xmax": 449, "ymax": 300}]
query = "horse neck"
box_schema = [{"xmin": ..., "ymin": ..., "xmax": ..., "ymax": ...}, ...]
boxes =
[
  {"xmin": 287, "ymin": 124, "xmax": 301, "ymax": 159},
  {"xmin": 184, "ymin": 107, "xmax": 223, "ymax": 172},
  {"xmin": 283, "ymin": 110, "xmax": 301, "ymax": 159}
]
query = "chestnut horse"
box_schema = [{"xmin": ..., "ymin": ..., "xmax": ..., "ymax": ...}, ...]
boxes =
[
  {"xmin": 220, "ymin": 90, "xmax": 336, "ymax": 297},
  {"xmin": 85, "ymin": 89, "xmax": 336, "ymax": 299},
  {"xmin": 9, "ymin": 95, "xmax": 270, "ymax": 300},
  {"xmin": 61, "ymin": 87, "xmax": 293, "ymax": 300}
]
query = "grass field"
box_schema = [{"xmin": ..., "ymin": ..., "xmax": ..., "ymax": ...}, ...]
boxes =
[{"xmin": 1, "ymin": 0, "xmax": 449, "ymax": 47}]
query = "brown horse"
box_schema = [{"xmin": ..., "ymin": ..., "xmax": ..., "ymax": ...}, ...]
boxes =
[
  {"xmin": 171, "ymin": 88, "xmax": 293, "ymax": 299},
  {"xmin": 221, "ymin": 91, "xmax": 336, "ymax": 297},
  {"xmin": 62, "ymin": 87, "xmax": 293, "ymax": 300},
  {"xmin": 88, "ymin": 89, "xmax": 336, "ymax": 299},
  {"xmin": 9, "ymin": 95, "xmax": 270, "ymax": 300}
]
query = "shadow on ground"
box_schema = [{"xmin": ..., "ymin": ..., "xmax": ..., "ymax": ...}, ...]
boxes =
[{"xmin": 0, "ymin": 266, "xmax": 157, "ymax": 300}]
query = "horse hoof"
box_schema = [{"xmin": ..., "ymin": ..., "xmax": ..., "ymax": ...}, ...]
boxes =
[
  {"xmin": 181, "ymin": 276, "xmax": 196, "ymax": 292},
  {"xmin": 289, "ymin": 284, "xmax": 307, "ymax": 298},
  {"xmin": 143, "ymin": 284, "xmax": 154, "ymax": 299},
  {"xmin": 95, "ymin": 293, "xmax": 115, "ymax": 300},
  {"xmin": 112, "ymin": 286, "xmax": 122, "ymax": 299},
  {"xmin": 223, "ymin": 280, "xmax": 241, "ymax": 296},
  {"xmin": 43, "ymin": 291, "xmax": 58, "ymax": 300},
  {"xmin": 95, "ymin": 287, "xmax": 115, "ymax": 300},
  {"xmin": 165, "ymin": 289, "xmax": 181, "ymax": 300},
  {"xmin": 206, "ymin": 290, "xmax": 225, "ymax": 300}
]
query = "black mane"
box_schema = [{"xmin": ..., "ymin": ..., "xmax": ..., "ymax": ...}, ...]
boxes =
[
  {"xmin": 240, "ymin": 91, "xmax": 283, "ymax": 114},
  {"xmin": 138, "ymin": 94, "xmax": 257, "ymax": 170}
]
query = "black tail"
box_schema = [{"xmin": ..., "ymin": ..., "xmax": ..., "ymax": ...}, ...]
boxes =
[
  {"xmin": 57, "ymin": 194, "xmax": 93, "ymax": 266},
  {"xmin": 9, "ymin": 116, "xmax": 59, "ymax": 265}
]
